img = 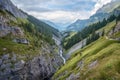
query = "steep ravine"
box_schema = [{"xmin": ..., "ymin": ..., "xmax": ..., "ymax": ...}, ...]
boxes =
[
  {"xmin": 52, "ymin": 35, "xmax": 66, "ymax": 64},
  {"xmin": 59, "ymin": 47, "xmax": 66, "ymax": 64}
]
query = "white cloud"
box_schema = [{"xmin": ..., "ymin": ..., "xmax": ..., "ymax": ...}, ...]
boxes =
[
  {"xmin": 28, "ymin": 10, "xmax": 91, "ymax": 27},
  {"xmin": 11, "ymin": 0, "xmax": 113, "ymax": 28},
  {"xmin": 91, "ymin": 0, "xmax": 112, "ymax": 15}
]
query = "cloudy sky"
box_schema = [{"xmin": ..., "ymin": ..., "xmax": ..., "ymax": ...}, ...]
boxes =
[{"xmin": 11, "ymin": 0, "xmax": 113, "ymax": 29}]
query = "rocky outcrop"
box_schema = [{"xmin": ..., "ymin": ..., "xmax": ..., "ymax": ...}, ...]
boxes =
[
  {"xmin": 0, "ymin": 0, "xmax": 27, "ymax": 18},
  {"xmin": 0, "ymin": 15, "xmax": 24, "ymax": 37},
  {"xmin": 0, "ymin": 46, "xmax": 63, "ymax": 80},
  {"xmin": 66, "ymin": 73, "xmax": 80, "ymax": 80},
  {"xmin": 108, "ymin": 21, "xmax": 120, "ymax": 40},
  {"xmin": 0, "ymin": 0, "xmax": 64, "ymax": 80},
  {"xmin": 88, "ymin": 60, "xmax": 98, "ymax": 69},
  {"xmin": 0, "ymin": 16, "xmax": 29, "ymax": 44},
  {"xmin": 0, "ymin": 25, "xmax": 24, "ymax": 37},
  {"xmin": 13, "ymin": 38, "xmax": 29, "ymax": 44},
  {"xmin": 113, "ymin": 22, "xmax": 120, "ymax": 33}
]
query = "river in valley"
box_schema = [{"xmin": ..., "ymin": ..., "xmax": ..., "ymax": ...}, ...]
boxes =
[
  {"xmin": 52, "ymin": 35, "xmax": 66, "ymax": 64},
  {"xmin": 59, "ymin": 47, "xmax": 66, "ymax": 64}
]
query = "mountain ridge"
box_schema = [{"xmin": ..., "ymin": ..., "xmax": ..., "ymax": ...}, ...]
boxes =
[
  {"xmin": 67, "ymin": 0, "xmax": 120, "ymax": 31},
  {"xmin": 0, "ymin": 0, "xmax": 27, "ymax": 18}
]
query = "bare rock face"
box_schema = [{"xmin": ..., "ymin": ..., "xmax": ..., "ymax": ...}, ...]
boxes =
[
  {"xmin": 0, "ymin": 15, "xmax": 25, "ymax": 37},
  {"xmin": 108, "ymin": 22, "xmax": 120, "ymax": 40},
  {"xmin": 114, "ymin": 22, "xmax": 120, "ymax": 33},
  {"xmin": 0, "ymin": 0, "xmax": 63, "ymax": 80},
  {"xmin": 88, "ymin": 60, "xmax": 98, "ymax": 69},
  {"xmin": 66, "ymin": 73, "xmax": 80, "ymax": 80},
  {"xmin": 0, "ymin": 0, "xmax": 27, "ymax": 18},
  {"xmin": 0, "ymin": 43, "xmax": 63, "ymax": 80},
  {"xmin": 0, "ymin": 50, "xmax": 63, "ymax": 80}
]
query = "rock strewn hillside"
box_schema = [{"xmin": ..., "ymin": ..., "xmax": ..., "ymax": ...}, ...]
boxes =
[
  {"xmin": 0, "ymin": 44, "xmax": 63, "ymax": 80},
  {"xmin": 0, "ymin": 0, "xmax": 64, "ymax": 80}
]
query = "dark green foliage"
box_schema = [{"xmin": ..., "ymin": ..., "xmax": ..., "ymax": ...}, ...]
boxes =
[
  {"xmin": 63, "ymin": 14, "xmax": 118, "ymax": 50},
  {"xmin": 101, "ymin": 29, "xmax": 105, "ymax": 36},
  {"xmin": 27, "ymin": 15, "xmax": 59, "ymax": 37},
  {"xmin": 0, "ymin": 8, "xmax": 15, "ymax": 17},
  {"xmin": 116, "ymin": 14, "xmax": 120, "ymax": 21},
  {"xmin": 21, "ymin": 22, "xmax": 35, "ymax": 33},
  {"xmin": 86, "ymin": 32, "xmax": 100, "ymax": 45},
  {"xmin": 107, "ymin": 15, "xmax": 116, "ymax": 22},
  {"xmin": 0, "ymin": 9, "xmax": 5, "ymax": 14},
  {"xmin": 63, "ymin": 18, "xmax": 107, "ymax": 50},
  {"xmin": 26, "ymin": 15, "xmax": 59, "ymax": 45}
]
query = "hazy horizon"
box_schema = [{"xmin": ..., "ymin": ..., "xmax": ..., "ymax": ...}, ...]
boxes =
[{"xmin": 11, "ymin": 0, "xmax": 113, "ymax": 29}]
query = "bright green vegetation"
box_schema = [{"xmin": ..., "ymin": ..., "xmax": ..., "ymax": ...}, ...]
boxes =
[
  {"xmin": 63, "ymin": 14, "xmax": 116, "ymax": 50},
  {"xmin": 53, "ymin": 16, "xmax": 120, "ymax": 79},
  {"xmin": 53, "ymin": 37, "xmax": 120, "ymax": 80},
  {"xmin": 63, "ymin": 31, "xmax": 77, "ymax": 46},
  {"xmin": 113, "ymin": 31, "xmax": 120, "ymax": 38},
  {"xmin": 98, "ymin": 20, "xmax": 116, "ymax": 34},
  {"xmin": 0, "ymin": 38, "xmax": 41, "ymax": 62},
  {"xmin": 0, "ymin": 8, "xmax": 58, "ymax": 58},
  {"xmin": 0, "ymin": 8, "xmax": 58, "ymax": 44},
  {"xmin": 0, "ymin": 38, "xmax": 38, "ymax": 55}
]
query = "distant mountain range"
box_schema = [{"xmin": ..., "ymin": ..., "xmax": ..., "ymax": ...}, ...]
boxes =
[
  {"xmin": 67, "ymin": 0, "xmax": 120, "ymax": 31},
  {"xmin": 42, "ymin": 20, "xmax": 62, "ymax": 31}
]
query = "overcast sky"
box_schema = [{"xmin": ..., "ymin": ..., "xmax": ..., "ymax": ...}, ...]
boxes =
[{"xmin": 11, "ymin": 0, "xmax": 112, "ymax": 28}]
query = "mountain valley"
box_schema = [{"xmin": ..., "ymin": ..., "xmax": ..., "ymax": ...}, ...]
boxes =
[{"xmin": 0, "ymin": 0, "xmax": 120, "ymax": 80}]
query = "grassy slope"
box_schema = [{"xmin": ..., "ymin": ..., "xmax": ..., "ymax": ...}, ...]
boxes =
[
  {"xmin": 98, "ymin": 20, "xmax": 116, "ymax": 34},
  {"xmin": 53, "ymin": 37, "xmax": 120, "ymax": 80},
  {"xmin": 53, "ymin": 21, "xmax": 120, "ymax": 80},
  {"xmin": 63, "ymin": 31, "xmax": 77, "ymax": 46},
  {"xmin": 0, "ymin": 9, "xmax": 57, "ymax": 60},
  {"xmin": 0, "ymin": 15, "xmax": 39, "ymax": 56}
]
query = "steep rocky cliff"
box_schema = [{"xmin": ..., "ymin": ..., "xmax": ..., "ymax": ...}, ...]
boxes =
[
  {"xmin": 0, "ymin": 0, "xmax": 27, "ymax": 18},
  {"xmin": 0, "ymin": 0, "xmax": 63, "ymax": 80},
  {"xmin": 0, "ymin": 44, "xmax": 63, "ymax": 80}
]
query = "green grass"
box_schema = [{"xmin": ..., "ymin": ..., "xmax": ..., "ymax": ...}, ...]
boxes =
[
  {"xmin": 53, "ymin": 53, "xmax": 81, "ymax": 79},
  {"xmin": 53, "ymin": 21, "xmax": 120, "ymax": 80},
  {"xmin": 64, "ymin": 21, "xmax": 117, "ymax": 56},
  {"xmin": 110, "ymin": 21, "xmax": 120, "ymax": 38},
  {"xmin": 53, "ymin": 37, "xmax": 120, "ymax": 80},
  {"xmin": 98, "ymin": 20, "xmax": 116, "ymax": 34},
  {"xmin": 0, "ymin": 11, "xmax": 50, "ymax": 60},
  {"xmin": 64, "ymin": 31, "xmax": 77, "ymax": 46},
  {"xmin": 114, "ymin": 31, "xmax": 120, "ymax": 38},
  {"xmin": 0, "ymin": 38, "xmax": 39, "ymax": 58},
  {"xmin": 66, "ymin": 31, "xmax": 77, "ymax": 40}
]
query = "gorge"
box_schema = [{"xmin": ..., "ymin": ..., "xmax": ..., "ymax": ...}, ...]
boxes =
[{"xmin": 0, "ymin": 0, "xmax": 120, "ymax": 80}]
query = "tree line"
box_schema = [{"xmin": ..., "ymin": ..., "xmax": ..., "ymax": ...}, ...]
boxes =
[{"xmin": 63, "ymin": 14, "xmax": 120, "ymax": 50}]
